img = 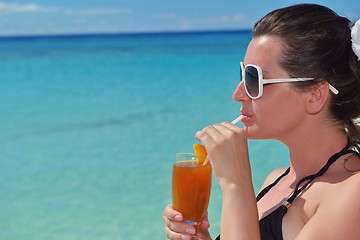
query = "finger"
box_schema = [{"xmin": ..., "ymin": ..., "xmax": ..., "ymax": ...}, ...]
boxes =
[
  {"xmin": 211, "ymin": 122, "xmax": 234, "ymax": 135},
  {"xmin": 196, "ymin": 124, "xmax": 223, "ymax": 143},
  {"xmin": 210, "ymin": 122, "xmax": 247, "ymax": 141},
  {"xmin": 163, "ymin": 205, "xmax": 197, "ymax": 238},
  {"xmin": 221, "ymin": 122, "xmax": 248, "ymax": 142},
  {"xmin": 222, "ymin": 121, "xmax": 245, "ymax": 132},
  {"xmin": 201, "ymin": 123, "xmax": 236, "ymax": 146},
  {"xmin": 164, "ymin": 204, "xmax": 183, "ymax": 221},
  {"xmin": 163, "ymin": 215, "xmax": 197, "ymax": 234},
  {"xmin": 164, "ymin": 224, "xmax": 192, "ymax": 240},
  {"xmin": 163, "ymin": 216, "xmax": 196, "ymax": 240},
  {"xmin": 199, "ymin": 216, "xmax": 210, "ymax": 230}
]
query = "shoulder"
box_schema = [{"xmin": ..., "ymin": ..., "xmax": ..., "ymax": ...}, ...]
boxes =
[
  {"xmin": 295, "ymin": 171, "xmax": 360, "ymax": 239},
  {"xmin": 319, "ymin": 170, "xmax": 360, "ymax": 202},
  {"xmin": 259, "ymin": 167, "xmax": 288, "ymax": 191},
  {"xmin": 316, "ymin": 170, "xmax": 360, "ymax": 210},
  {"xmin": 334, "ymin": 170, "xmax": 360, "ymax": 200}
]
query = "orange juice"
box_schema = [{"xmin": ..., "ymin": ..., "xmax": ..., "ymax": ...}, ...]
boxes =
[{"xmin": 172, "ymin": 160, "xmax": 212, "ymax": 223}]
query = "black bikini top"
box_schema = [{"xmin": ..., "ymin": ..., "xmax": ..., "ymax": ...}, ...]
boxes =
[{"xmin": 216, "ymin": 142, "xmax": 360, "ymax": 240}]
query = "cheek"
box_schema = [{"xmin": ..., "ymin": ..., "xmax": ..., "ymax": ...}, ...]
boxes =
[
  {"xmin": 242, "ymin": 101, "xmax": 277, "ymax": 139},
  {"xmin": 245, "ymin": 87, "xmax": 305, "ymax": 139}
]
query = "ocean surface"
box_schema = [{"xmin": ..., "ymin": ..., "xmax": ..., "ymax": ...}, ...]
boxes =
[{"xmin": 0, "ymin": 31, "xmax": 289, "ymax": 239}]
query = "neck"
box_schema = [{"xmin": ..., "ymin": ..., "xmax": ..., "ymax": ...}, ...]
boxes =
[{"xmin": 277, "ymin": 122, "xmax": 348, "ymax": 181}]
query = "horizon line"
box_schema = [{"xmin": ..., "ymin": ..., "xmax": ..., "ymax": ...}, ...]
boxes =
[{"xmin": 0, "ymin": 28, "xmax": 252, "ymax": 39}]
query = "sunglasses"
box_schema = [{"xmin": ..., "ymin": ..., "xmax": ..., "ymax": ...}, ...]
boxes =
[{"xmin": 240, "ymin": 62, "xmax": 339, "ymax": 99}]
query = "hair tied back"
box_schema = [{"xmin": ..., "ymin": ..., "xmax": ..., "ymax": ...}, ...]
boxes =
[{"xmin": 351, "ymin": 19, "xmax": 360, "ymax": 61}]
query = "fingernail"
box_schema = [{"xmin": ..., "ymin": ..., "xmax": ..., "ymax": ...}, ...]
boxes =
[
  {"xmin": 185, "ymin": 227, "xmax": 196, "ymax": 235},
  {"xmin": 181, "ymin": 235, "xmax": 191, "ymax": 240},
  {"xmin": 174, "ymin": 215, "xmax": 182, "ymax": 221}
]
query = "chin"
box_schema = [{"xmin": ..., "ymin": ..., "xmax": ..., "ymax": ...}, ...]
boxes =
[{"xmin": 243, "ymin": 126, "xmax": 270, "ymax": 140}]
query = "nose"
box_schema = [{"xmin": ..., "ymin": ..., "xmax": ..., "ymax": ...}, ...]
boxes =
[{"xmin": 233, "ymin": 80, "xmax": 250, "ymax": 102}]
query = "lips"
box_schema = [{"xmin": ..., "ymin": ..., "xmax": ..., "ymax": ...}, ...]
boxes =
[
  {"xmin": 240, "ymin": 115, "xmax": 251, "ymax": 122},
  {"xmin": 240, "ymin": 110, "xmax": 252, "ymax": 122}
]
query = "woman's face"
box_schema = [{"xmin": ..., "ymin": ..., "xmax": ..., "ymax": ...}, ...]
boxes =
[{"xmin": 233, "ymin": 36, "xmax": 307, "ymax": 141}]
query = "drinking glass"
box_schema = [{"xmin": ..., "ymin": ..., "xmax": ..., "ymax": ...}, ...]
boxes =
[{"xmin": 172, "ymin": 153, "xmax": 212, "ymax": 238}]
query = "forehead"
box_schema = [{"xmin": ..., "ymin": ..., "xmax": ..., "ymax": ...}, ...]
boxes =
[{"xmin": 244, "ymin": 36, "xmax": 283, "ymax": 68}]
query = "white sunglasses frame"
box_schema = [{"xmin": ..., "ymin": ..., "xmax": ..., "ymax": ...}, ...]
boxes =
[{"xmin": 240, "ymin": 62, "xmax": 339, "ymax": 99}]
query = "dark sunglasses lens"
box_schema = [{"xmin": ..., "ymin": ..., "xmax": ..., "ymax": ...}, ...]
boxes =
[{"xmin": 245, "ymin": 66, "xmax": 259, "ymax": 98}]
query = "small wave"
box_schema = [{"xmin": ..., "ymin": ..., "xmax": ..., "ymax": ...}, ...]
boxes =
[{"xmin": 2, "ymin": 108, "xmax": 177, "ymax": 141}]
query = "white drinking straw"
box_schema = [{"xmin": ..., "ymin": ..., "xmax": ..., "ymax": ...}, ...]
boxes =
[
  {"xmin": 202, "ymin": 115, "xmax": 243, "ymax": 166},
  {"xmin": 231, "ymin": 115, "xmax": 243, "ymax": 124}
]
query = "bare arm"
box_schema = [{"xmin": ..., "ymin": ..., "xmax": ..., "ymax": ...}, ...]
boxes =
[
  {"xmin": 220, "ymin": 176, "xmax": 260, "ymax": 240},
  {"xmin": 196, "ymin": 122, "xmax": 261, "ymax": 240}
]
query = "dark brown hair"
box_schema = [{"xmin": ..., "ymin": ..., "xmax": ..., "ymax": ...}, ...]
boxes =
[{"xmin": 253, "ymin": 4, "xmax": 360, "ymax": 151}]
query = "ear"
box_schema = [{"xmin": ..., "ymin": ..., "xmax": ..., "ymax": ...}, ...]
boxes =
[{"xmin": 305, "ymin": 81, "xmax": 330, "ymax": 114}]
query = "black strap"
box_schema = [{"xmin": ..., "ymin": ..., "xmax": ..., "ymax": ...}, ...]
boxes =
[
  {"xmin": 257, "ymin": 141, "xmax": 357, "ymax": 204},
  {"xmin": 256, "ymin": 168, "xmax": 290, "ymax": 201},
  {"xmin": 287, "ymin": 142, "xmax": 353, "ymax": 204}
]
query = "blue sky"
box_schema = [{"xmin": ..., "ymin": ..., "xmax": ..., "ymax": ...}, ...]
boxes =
[{"xmin": 0, "ymin": 0, "xmax": 359, "ymax": 36}]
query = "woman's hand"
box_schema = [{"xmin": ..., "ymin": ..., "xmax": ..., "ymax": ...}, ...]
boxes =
[
  {"xmin": 163, "ymin": 204, "xmax": 211, "ymax": 240},
  {"xmin": 195, "ymin": 122, "xmax": 251, "ymax": 189},
  {"xmin": 196, "ymin": 123, "xmax": 260, "ymax": 239}
]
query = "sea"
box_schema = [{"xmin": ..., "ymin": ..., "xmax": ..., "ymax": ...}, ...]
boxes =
[{"xmin": 0, "ymin": 31, "xmax": 289, "ymax": 240}]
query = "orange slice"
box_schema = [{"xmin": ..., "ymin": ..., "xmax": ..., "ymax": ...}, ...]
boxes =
[{"xmin": 193, "ymin": 143, "xmax": 207, "ymax": 164}]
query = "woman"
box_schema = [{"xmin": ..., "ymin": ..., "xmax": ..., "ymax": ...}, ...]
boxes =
[{"xmin": 164, "ymin": 4, "xmax": 360, "ymax": 240}]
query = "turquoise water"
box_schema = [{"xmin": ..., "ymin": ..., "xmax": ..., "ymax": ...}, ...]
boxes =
[{"xmin": 0, "ymin": 31, "xmax": 289, "ymax": 239}]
